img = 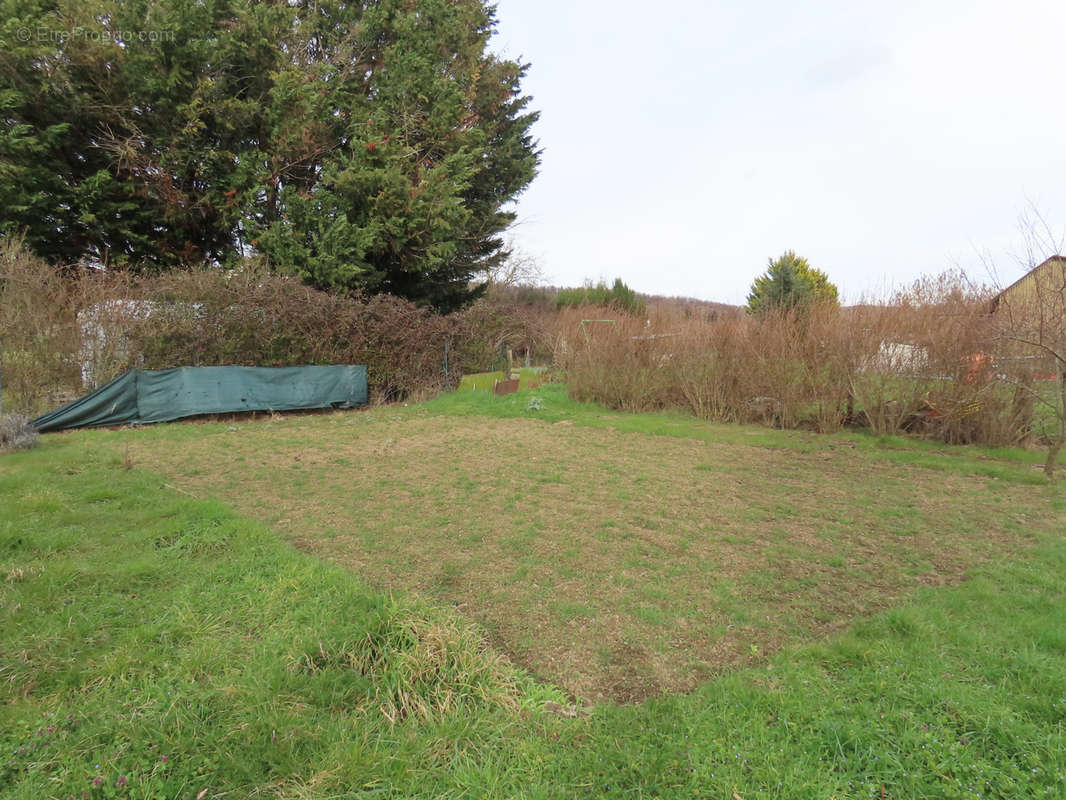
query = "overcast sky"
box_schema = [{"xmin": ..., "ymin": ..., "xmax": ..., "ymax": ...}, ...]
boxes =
[{"xmin": 490, "ymin": 0, "xmax": 1066, "ymax": 304}]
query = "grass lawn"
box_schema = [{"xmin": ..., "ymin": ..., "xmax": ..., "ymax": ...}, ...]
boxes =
[
  {"xmin": 123, "ymin": 385, "xmax": 1062, "ymax": 703},
  {"xmin": 456, "ymin": 368, "xmax": 548, "ymax": 393},
  {"xmin": 3, "ymin": 383, "xmax": 1065, "ymax": 798}
]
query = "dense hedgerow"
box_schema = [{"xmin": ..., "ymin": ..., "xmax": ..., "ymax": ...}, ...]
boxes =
[{"xmin": 0, "ymin": 238, "xmax": 544, "ymax": 414}]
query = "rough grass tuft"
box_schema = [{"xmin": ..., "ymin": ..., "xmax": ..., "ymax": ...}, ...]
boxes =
[{"xmin": 291, "ymin": 601, "xmax": 524, "ymax": 723}]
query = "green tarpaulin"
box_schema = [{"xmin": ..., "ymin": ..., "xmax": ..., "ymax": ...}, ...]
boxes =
[{"xmin": 33, "ymin": 365, "xmax": 368, "ymax": 432}]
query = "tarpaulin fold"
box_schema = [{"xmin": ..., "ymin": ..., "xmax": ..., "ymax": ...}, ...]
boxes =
[{"xmin": 33, "ymin": 365, "xmax": 368, "ymax": 432}]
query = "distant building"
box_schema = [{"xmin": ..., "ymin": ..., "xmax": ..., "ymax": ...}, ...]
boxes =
[
  {"xmin": 865, "ymin": 340, "xmax": 928, "ymax": 376},
  {"xmin": 988, "ymin": 255, "xmax": 1065, "ymax": 380},
  {"xmin": 989, "ymin": 255, "xmax": 1066, "ymax": 314}
]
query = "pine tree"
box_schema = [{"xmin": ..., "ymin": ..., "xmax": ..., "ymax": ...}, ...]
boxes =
[{"xmin": 746, "ymin": 251, "xmax": 839, "ymax": 313}]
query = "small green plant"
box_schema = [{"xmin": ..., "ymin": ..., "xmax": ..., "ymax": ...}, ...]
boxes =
[
  {"xmin": 0, "ymin": 413, "xmax": 39, "ymax": 452},
  {"xmin": 525, "ymin": 396, "xmax": 545, "ymax": 412}
]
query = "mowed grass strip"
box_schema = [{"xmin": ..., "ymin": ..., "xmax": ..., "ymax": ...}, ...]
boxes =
[
  {"xmin": 0, "ymin": 436, "xmax": 565, "ymax": 799},
  {"xmin": 457, "ymin": 367, "xmax": 547, "ymax": 392},
  {"xmin": 124, "ymin": 385, "xmax": 1063, "ymax": 703}
]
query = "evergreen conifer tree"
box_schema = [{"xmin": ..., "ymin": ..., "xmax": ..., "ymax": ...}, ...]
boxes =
[
  {"xmin": 0, "ymin": 0, "xmax": 538, "ymax": 311},
  {"xmin": 746, "ymin": 251, "xmax": 839, "ymax": 313}
]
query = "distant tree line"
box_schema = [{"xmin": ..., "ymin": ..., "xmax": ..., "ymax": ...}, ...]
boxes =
[{"xmin": 555, "ymin": 279, "xmax": 646, "ymax": 316}]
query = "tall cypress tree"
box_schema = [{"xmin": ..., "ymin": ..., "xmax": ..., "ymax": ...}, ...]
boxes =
[{"xmin": 0, "ymin": 0, "xmax": 538, "ymax": 311}]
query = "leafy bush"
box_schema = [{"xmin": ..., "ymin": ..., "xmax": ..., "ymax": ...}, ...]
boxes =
[{"xmin": 0, "ymin": 414, "xmax": 39, "ymax": 452}]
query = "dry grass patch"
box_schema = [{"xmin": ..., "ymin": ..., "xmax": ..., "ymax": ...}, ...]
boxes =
[{"xmin": 129, "ymin": 410, "xmax": 1052, "ymax": 702}]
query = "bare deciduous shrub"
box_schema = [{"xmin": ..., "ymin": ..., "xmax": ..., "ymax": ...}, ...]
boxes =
[
  {"xmin": 0, "ymin": 238, "xmax": 83, "ymax": 415},
  {"xmin": 562, "ymin": 309, "xmax": 682, "ymax": 413},
  {"xmin": 990, "ymin": 256, "xmax": 1066, "ymax": 475},
  {"xmin": 561, "ymin": 272, "xmax": 1031, "ymax": 446},
  {"xmin": 564, "ymin": 302, "xmax": 860, "ymax": 431},
  {"xmin": 848, "ymin": 274, "xmax": 1018, "ymax": 444},
  {"xmin": 0, "ymin": 414, "xmax": 39, "ymax": 452},
  {"xmin": 672, "ymin": 315, "xmax": 747, "ymax": 422},
  {"xmin": 454, "ymin": 293, "xmax": 555, "ymax": 372},
  {"xmin": 735, "ymin": 304, "xmax": 860, "ymax": 431}
]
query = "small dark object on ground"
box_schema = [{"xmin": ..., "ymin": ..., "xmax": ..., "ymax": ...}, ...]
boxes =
[
  {"xmin": 0, "ymin": 414, "xmax": 40, "ymax": 452},
  {"xmin": 494, "ymin": 379, "xmax": 520, "ymax": 396}
]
